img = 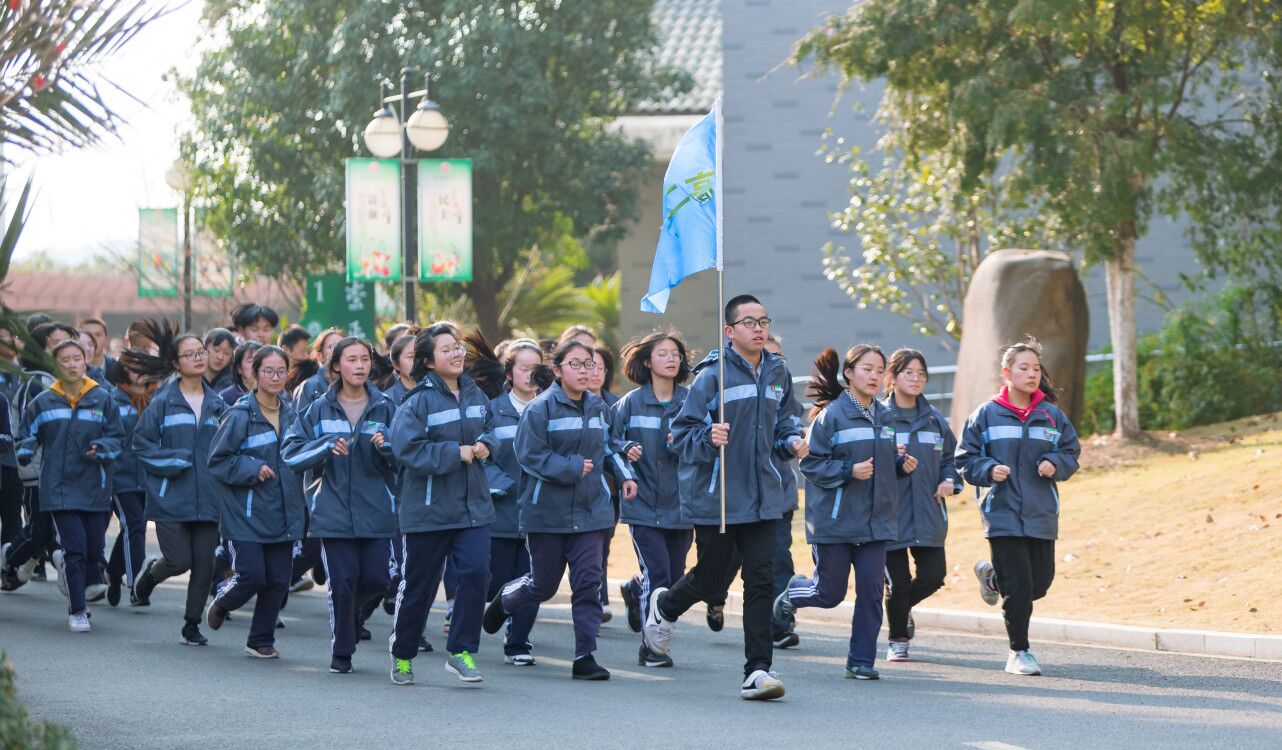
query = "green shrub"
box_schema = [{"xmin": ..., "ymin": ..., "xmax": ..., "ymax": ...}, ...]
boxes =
[
  {"xmin": 1082, "ymin": 285, "xmax": 1282, "ymax": 433},
  {"xmin": 0, "ymin": 654, "xmax": 77, "ymax": 749}
]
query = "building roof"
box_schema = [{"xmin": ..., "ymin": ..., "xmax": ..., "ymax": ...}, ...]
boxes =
[{"xmin": 639, "ymin": 0, "xmax": 722, "ymax": 115}]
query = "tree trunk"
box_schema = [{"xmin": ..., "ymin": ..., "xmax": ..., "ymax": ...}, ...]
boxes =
[
  {"xmin": 468, "ymin": 252, "xmax": 508, "ymax": 341},
  {"xmin": 1104, "ymin": 232, "xmax": 1141, "ymax": 438}
]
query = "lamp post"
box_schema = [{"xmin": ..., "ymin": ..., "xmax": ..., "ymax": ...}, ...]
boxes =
[
  {"xmin": 362, "ymin": 67, "xmax": 450, "ymax": 323},
  {"xmin": 164, "ymin": 160, "xmax": 193, "ymax": 332}
]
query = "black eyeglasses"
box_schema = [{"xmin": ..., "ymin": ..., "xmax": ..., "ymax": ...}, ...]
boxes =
[{"xmin": 730, "ymin": 317, "xmax": 772, "ymax": 330}]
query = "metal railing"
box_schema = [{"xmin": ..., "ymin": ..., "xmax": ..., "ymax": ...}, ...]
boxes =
[{"xmin": 790, "ymin": 352, "xmax": 1115, "ymax": 420}]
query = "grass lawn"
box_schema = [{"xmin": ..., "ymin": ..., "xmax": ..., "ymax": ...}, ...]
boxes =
[{"xmin": 605, "ymin": 412, "xmax": 1282, "ymax": 634}]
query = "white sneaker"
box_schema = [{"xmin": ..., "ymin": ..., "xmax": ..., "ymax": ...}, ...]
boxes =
[
  {"xmin": 974, "ymin": 560, "xmax": 999, "ymax": 606},
  {"xmin": 504, "ymin": 653, "xmax": 537, "ymax": 666},
  {"xmin": 886, "ymin": 640, "xmax": 910, "ymax": 662},
  {"xmin": 1005, "ymin": 650, "xmax": 1041, "ymax": 675},
  {"xmin": 641, "ymin": 587, "xmax": 675, "ymax": 656},
  {"xmin": 740, "ymin": 669, "xmax": 785, "ymax": 700},
  {"xmin": 68, "ymin": 611, "xmax": 91, "ymax": 633},
  {"xmin": 52, "ymin": 550, "xmax": 69, "ymax": 598}
]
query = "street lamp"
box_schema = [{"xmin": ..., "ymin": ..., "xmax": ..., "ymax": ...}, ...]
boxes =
[
  {"xmin": 165, "ymin": 160, "xmax": 193, "ymax": 332},
  {"xmin": 361, "ymin": 68, "xmax": 450, "ymax": 323}
]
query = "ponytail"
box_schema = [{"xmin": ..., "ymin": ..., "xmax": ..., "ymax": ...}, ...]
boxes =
[
  {"xmin": 806, "ymin": 347, "xmax": 845, "ymax": 419},
  {"xmin": 118, "ymin": 319, "xmax": 200, "ymax": 384}
]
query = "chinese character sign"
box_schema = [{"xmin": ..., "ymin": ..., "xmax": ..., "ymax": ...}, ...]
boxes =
[
  {"xmin": 417, "ymin": 159, "xmax": 472, "ymax": 283},
  {"xmin": 345, "ymin": 158, "xmax": 402, "ymax": 282},
  {"xmin": 302, "ymin": 273, "xmax": 376, "ymax": 342},
  {"xmin": 192, "ymin": 208, "xmax": 234, "ymax": 297},
  {"xmin": 137, "ymin": 208, "xmax": 179, "ymax": 298}
]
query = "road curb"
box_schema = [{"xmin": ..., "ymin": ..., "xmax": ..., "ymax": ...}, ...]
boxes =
[{"xmin": 590, "ymin": 578, "xmax": 1282, "ymax": 662}]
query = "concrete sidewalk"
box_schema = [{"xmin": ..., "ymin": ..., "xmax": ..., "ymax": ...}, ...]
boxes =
[{"xmin": 595, "ymin": 577, "xmax": 1282, "ymax": 661}]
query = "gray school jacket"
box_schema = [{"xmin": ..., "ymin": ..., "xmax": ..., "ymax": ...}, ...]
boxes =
[
  {"xmin": 671, "ymin": 345, "xmax": 803, "ymax": 526},
  {"xmin": 281, "ymin": 381, "xmax": 398, "ymax": 539},
  {"xmin": 207, "ymin": 394, "xmax": 307, "ymax": 543},
  {"xmin": 389, "ymin": 371, "xmax": 498, "ymax": 534},
  {"xmin": 955, "ymin": 398, "xmax": 1081, "ymax": 540},
  {"xmin": 514, "ymin": 382, "xmax": 633, "ymax": 534},
  {"xmin": 16, "ymin": 382, "xmax": 124, "ymax": 513},
  {"xmin": 610, "ymin": 383, "xmax": 691, "ymax": 529},
  {"xmin": 481, "ymin": 391, "xmax": 525, "ymax": 539},
  {"xmin": 132, "ymin": 379, "xmax": 227, "ymax": 524},
  {"xmin": 799, "ymin": 394, "xmax": 901, "ymax": 545},
  {"xmin": 881, "ymin": 394, "xmax": 962, "ymax": 549}
]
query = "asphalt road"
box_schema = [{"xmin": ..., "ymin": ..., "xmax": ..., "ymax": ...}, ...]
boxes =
[{"xmin": 3, "ymin": 572, "xmax": 1280, "ymax": 749}]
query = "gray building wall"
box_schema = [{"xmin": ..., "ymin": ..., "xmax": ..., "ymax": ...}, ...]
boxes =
[{"xmin": 621, "ymin": 0, "xmax": 1209, "ymax": 374}]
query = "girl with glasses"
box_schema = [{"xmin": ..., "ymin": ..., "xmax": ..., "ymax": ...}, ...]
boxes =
[
  {"xmin": 126, "ymin": 320, "xmax": 229, "ymax": 646},
  {"xmin": 483, "ymin": 338, "xmax": 636, "ymax": 681},
  {"xmin": 206, "ymin": 345, "xmax": 306, "ymax": 658},
  {"xmin": 880, "ymin": 349, "xmax": 962, "ymax": 663}
]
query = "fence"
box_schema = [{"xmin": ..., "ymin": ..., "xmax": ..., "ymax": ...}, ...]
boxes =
[{"xmin": 790, "ymin": 352, "xmax": 1115, "ymax": 422}]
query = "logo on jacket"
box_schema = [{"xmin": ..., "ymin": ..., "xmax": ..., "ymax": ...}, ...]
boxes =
[
  {"xmin": 769, "ymin": 384, "xmax": 784, "ymax": 401},
  {"xmin": 880, "ymin": 426, "xmax": 896, "ymax": 440}
]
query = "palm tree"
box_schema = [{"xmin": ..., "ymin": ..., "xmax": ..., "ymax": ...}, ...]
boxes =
[{"xmin": 1, "ymin": 0, "xmax": 165, "ymax": 373}]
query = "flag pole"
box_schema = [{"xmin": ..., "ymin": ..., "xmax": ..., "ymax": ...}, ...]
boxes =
[{"xmin": 714, "ymin": 96, "xmax": 726, "ymax": 534}]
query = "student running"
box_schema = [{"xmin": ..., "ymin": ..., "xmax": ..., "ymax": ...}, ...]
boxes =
[{"xmin": 956, "ymin": 338, "xmax": 1081, "ymax": 676}]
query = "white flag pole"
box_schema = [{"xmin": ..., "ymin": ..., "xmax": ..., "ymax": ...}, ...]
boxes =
[{"xmin": 714, "ymin": 96, "xmax": 726, "ymax": 534}]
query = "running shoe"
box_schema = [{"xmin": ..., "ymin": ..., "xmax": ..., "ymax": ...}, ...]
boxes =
[
  {"xmin": 482, "ymin": 590, "xmax": 507, "ymax": 634},
  {"xmin": 740, "ymin": 670, "xmax": 785, "ymax": 700},
  {"xmin": 1005, "ymin": 650, "xmax": 1041, "ymax": 675},
  {"xmin": 181, "ymin": 621, "xmax": 208, "ymax": 646},
  {"xmin": 641, "ymin": 587, "xmax": 674, "ymax": 656},
  {"xmin": 245, "ymin": 645, "xmax": 280, "ymax": 659},
  {"xmin": 844, "ymin": 666, "xmax": 880, "ymax": 680},
  {"xmin": 886, "ymin": 640, "xmax": 910, "ymax": 662},
  {"xmin": 705, "ymin": 603, "xmax": 725, "ymax": 633},
  {"xmin": 52, "ymin": 550, "xmax": 68, "ymax": 598},
  {"xmin": 67, "ymin": 611, "xmax": 91, "ymax": 633},
  {"xmin": 571, "ymin": 654, "xmax": 610, "ymax": 681},
  {"xmin": 773, "ymin": 631, "xmax": 800, "ymax": 649},
  {"xmin": 330, "ymin": 655, "xmax": 353, "ymax": 674},
  {"xmin": 445, "ymin": 651, "xmax": 483, "ymax": 683},
  {"xmin": 390, "ymin": 657, "xmax": 414, "ymax": 685},
  {"xmin": 504, "ymin": 653, "xmax": 536, "ymax": 666},
  {"xmin": 974, "ymin": 560, "xmax": 999, "ymax": 606},
  {"xmin": 638, "ymin": 644, "xmax": 673, "ymax": 668},
  {"xmin": 620, "ymin": 579, "xmax": 641, "ymax": 633}
]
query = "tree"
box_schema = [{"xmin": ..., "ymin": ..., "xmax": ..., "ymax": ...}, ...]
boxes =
[
  {"xmin": 819, "ymin": 96, "xmax": 1070, "ymax": 353},
  {"xmin": 795, "ymin": 1, "xmax": 1282, "ymax": 438},
  {"xmin": 181, "ymin": 0, "xmax": 688, "ymax": 338},
  {"xmin": 1, "ymin": 0, "xmax": 163, "ymax": 374}
]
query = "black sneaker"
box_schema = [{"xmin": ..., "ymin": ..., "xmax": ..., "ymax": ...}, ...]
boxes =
[
  {"xmin": 418, "ymin": 636, "xmax": 433, "ymax": 653},
  {"xmin": 311, "ymin": 564, "xmax": 327, "ymax": 587},
  {"xmin": 638, "ymin": 644, "xmax": 673, "ymax": 668},
  {"xmin": 620, "ymin": 579, "xmax": 641, "ymax": 633},
  {"xmin": 706, "ymin": 603, "xmax": 725, "ymax": 632},
  {"xmin": 774, "ymin": 631, "xmax": 800, "ymax": 649},
  {"xmin": 1, "ymin": 565, "xmax": 23, "ymax": 592},
  {"xmin": 482, "ymin": 590, "xmax": 507, "ymax": 634},
  {"xmin": 359, "ymin": 625, "xmax": 372, "ymax": 641},
  {"xmin": 130, "ymin": 559, "xmax": 156, "ymax": 607},
  {"xmin": 383, "ymin": 596, "xmax": 397, "ymax": 616},
  {"xmin": 571, "ymin": 654, "xmax": 610, "ymax": 681},
  {"xmin": 330, "ymin": 655, "xmax": 353, "ymax": 674},
  {"xmin": 181, "ymin": 621, "xmax": 208, "ymax": 646},
  {"xmin": 107, "ymin": 577, "xmax": 122, "ymax": 607}
]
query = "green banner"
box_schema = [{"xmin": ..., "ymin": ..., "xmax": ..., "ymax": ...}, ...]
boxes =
[
  {"xmin": 417, "ymin": 158, "xmax": 473, "ymax": 283},
  {"xmin": 137, "ymin": 208, "xmax": 179, "ymax": 298},
  {"xmin": 301, "ymin": 273, "xmax": 376, "ymax": 341},
  {"xmin": 345, "ymin": 158, "xmax": 402, "ymax": 282},
  {"xmin": 192, "ymin": 208, "xmax": 234, "ymax": 297}
]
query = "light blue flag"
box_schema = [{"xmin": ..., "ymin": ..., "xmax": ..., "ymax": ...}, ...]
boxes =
[{"xmin": 641, "ymin": 100, "xmax": 721, "ymax": 314}]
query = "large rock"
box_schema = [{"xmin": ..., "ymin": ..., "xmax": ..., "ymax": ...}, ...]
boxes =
[{"xmin": 950, "ymin": 249, "xmax": 1089, "ymax": 428}]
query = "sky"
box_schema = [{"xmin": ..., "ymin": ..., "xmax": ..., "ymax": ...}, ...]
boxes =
[{"xmin": 9, "ymin": 1, "xmax": 205, "ymax": 265}]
